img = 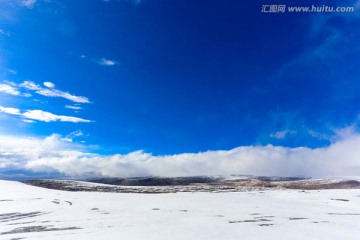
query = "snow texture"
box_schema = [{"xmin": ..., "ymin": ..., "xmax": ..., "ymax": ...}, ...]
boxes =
[{"xmin": 1, "ymin": 180, "xmax": 360, "ymax": 240}]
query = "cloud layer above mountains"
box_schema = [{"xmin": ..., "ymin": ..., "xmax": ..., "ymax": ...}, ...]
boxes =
[{"xmin": 1, "ymin": 128, "xmax": 359, "ymax": 178}]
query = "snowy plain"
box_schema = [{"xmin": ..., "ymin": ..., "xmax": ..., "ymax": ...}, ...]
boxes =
[{"xmin": 0, "ymin": 180, "xmax": 360, "ymax": 240}]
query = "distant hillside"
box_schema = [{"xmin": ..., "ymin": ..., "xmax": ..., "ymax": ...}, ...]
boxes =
[{"xmin": 23, "ymin": 176, "xmax": 360, "ymax": 193}]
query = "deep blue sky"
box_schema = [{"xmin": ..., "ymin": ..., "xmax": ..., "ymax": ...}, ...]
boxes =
[{"xmin": 1, "ymin": 0, "xmax": 360, "ymax": 155}]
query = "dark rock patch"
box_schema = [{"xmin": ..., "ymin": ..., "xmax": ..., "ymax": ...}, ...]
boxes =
[{"xmin": 259, "ymin": 224, "xmax": 274, "ymax": 226}]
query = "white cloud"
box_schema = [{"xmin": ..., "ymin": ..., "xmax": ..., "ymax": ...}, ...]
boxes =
[
  {"xmin": 19, "ymin": 0, "xmax": 36, "ymax": 8},
  {"xmin": 22, "ymin": 110, "xmax": 91, "ymax": 123},
  {"xmin": 19, "ymin": 80, "xmax": 90, "ymax": 103},
  {"xmin": 0, "ymin": 106, "xmax": 21, "ymax": 115},
  {"xmin": 0, "ymin": 105, "xmax": 91, "ymax": 123},
  {"xmin": 65, "ymin": 105, "xmax": 82, "ymax": 110},
  {"xmin": 98, "ymin": 58, "xmax": 118, "ymax": 66},
  {"xmin": 1, "ymin": 128, "xmax": 360, "ymax": 178},
  {"xmin": 0, "ymin": 83, "xmax": 20, "ymax": 96},
  {"xmin": 23, "ymin": 119, "xmax": 35, "ymax": 123},
  {"xmin": 43, "ymin": 82, "xmax": 55, "ymax": 88}
]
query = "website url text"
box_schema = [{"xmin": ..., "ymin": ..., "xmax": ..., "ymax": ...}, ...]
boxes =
[{"xmin": 261, "ymin": 5, "xmax": 355, "ymax": 13}]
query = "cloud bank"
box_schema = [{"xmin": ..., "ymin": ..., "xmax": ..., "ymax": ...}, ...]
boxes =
[{"xmin": 1, "ymin": 129, "xmax": 359, "ymax": 178}]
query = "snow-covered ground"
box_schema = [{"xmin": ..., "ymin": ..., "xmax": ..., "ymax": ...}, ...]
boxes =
[{"xmin": 1, "ymin": 180, "xmax": 360, "ymax": 240}]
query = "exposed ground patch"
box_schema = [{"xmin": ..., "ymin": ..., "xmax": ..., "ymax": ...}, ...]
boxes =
[
  {"xmin": 229, "ymin": 219, "xmax": 272, "ymax": 223},
  {"xmin": 0, "ymin": 225, "xmax": 81, "ymax": 235},
  {"xmin": 331, "ymin": 199, "xmax": 349, "ymax": 202},
  {"xmin": 0, "ymin": 212, "xmax": 49, "ymax": 223},
  {"xmin": 289, "ymin": 217, "xmax": 308, "ymax": 220}
]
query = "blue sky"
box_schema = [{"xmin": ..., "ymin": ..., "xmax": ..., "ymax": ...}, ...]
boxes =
[{"xmin": 1, "ymin": 0, "xmax": 360, "ymax": 178}]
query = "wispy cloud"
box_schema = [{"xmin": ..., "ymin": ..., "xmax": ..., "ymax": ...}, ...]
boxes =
[
  {"xmin": 19, "ymin": 81, "xmax": 90, "ymax": 103},
  {"xmin": 23, "ymin": 119, "xmax": 35, "ymax": 123},
  {"xmin": 65, "ymin": 105, "xmax": 82, "ymax": 110},
  {"xmin": 79, "ymin": 55, "xmax": 118, "ymax": 66},
  {"xmin": 18, "ymin": 0, "xmax": 36, "ymax": 8},
  {"xmin": 36, "ymin": 88, "xmax": 90, "ymax": 103},
  {"xmin": 307, "ymin": 129, "xmax": 330, "ymax": 141},
  {"xmin": 0, "ymin": 29, "xmax": 10, "ymax": 37},
  {"xmin": 0, "ymin": 105, "xmax": 91, "ymax": 123},
  {"xmin": 270, "ymin": 130, "xmax": 297, "ymax": 139},
  {"xmin": 98, "ymin": 58, "xmax": 118, "ymax": 66},
  {"xmin": 8, "ymin": 69, "xmax": 17, "ymax": 75},
  {"xmin": 22, "ymin": 110, "xmax": 91, "ymax": 123},
  {"xmin": 19, "ymin": 81, "xmax": 40, "ymax": 90},
  {"xmin": 0, "ymin": 128, "xmax": 359, "ymax": 178},
  {"xmin": 61, "ymin": 130, "xmax": 84, "ymax": 142}
]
